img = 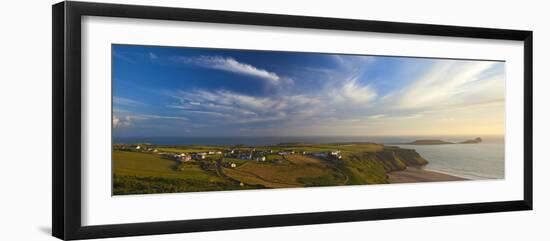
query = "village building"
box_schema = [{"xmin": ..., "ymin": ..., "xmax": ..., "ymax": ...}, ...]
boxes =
[
  {"xmin": 313, "ymin": 152, "xmax": 328, "ymax": 158},
  {"xmin": 177, "ymin": 154, "xmax": 192, "ymax": 162},
  {"xmin": 193, "ymin": 154, "xmax": 206, "ymax": 160}
]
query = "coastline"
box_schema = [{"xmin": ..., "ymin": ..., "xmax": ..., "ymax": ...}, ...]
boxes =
[
  {"xmin": 114, "ymin": 141, "xmax": 479, "ymax": 194},
  {"xmin": 387, "ymin": 167, "xmax": 468, "ymax": 184}
]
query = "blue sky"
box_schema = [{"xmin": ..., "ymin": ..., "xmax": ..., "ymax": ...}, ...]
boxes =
[{"xmin": 112, "ymin": 45, "xmax": 505, "ymax": 137}]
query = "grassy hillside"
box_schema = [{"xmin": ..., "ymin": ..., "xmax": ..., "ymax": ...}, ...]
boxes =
[
  {"xmin": 112, "ymin": 142, "xmax": 429, "ymax": 195},
  {"xmin": 222, "ymin": 154, "xmax": 346, "ymax": 188},
  {"xmin": 113, "ymin": 151, "xmax": 244, "ymax": 195}
]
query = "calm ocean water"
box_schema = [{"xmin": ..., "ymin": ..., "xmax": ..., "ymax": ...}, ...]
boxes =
[
  {"xmin": 394, "ymin": 140, "xmax": 504, "ymax": 180},
  {"xmin": 114, "ymin": 135, "xmax": 504, "ymax": 180}
]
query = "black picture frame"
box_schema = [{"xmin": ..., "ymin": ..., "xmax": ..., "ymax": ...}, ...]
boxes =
[{"xmin": 52, "ymin": 1, "xmax": 533, "ymax": 240}]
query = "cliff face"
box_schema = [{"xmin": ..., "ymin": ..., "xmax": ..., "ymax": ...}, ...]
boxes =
[
  {"xmin": 390, "ymin": 148, "xmax": 429, "ymax": 167},
  {"xmin": 340, "ymin": 147, "xmax": 429, "ymax": 184},
  {"xmin": 367, "ymin": 148, "xmax": 428, "ymax": 172}
]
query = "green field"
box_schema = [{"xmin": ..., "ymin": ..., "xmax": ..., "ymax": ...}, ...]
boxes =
[
  {"xmin": 113, "ymin": 151, "xmax": 245, "ymax": 195},
  {"xmin": 113, "ymin": 143, "xmax": 428, "ymax": 195},
  {"xmin": 222, "ymin": 154, "xmax": 344, "ymax": 188}
]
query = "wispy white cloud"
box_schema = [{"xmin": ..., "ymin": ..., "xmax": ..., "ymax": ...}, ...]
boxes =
[
  {"xmin": 113, "ymin": 97, "xmax": 143, "ymax": 106},
  {"xmin": 332, "ymin": 55, "xmax": 375, "ymax": 70},
  {"xmin": 139, "ymin": 114, "xmax": 188, "ymax": 121},
  {"xmin": 390, "ymin": 61, "xmax": 501, "ymax": 110},
  {"xmin": 112, "ymin": 110, "xmax": 188, "ymax": 128},
  {"xmin": 177, "ymin": 56, "xmax": 284, "ymax": 85},
  {"xmin": 112, "ymin": 115, "xmax": 131, "ymax": 127},
  {"xmin": 368, "ymin": 114, "xmax": 386, "ymax": 119},
  {"xmin": 170, "ymin": 89, "xmax": 283, "ymax": 123},
  {"xmin": 163, "ymin": 72, "xmax": 381, "ymax": 133},
  {"xmin": 168, "ymin": 88, "xmax": 327, "ymax": 128},
  {"xmin": 166, "ymin": 107, "xmax": 235, "ymax": 118},
  {"xmin": 330, "ymin": 77, "xmax": 377, "ymax": 104},
  {"xmin": 397, "ymin": 113, "xmax": 423, "ymax": 119}
]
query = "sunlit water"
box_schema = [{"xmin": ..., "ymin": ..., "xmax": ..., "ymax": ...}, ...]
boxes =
[{"xmin": 393, "ymin": 140, "xmax": 504, "ymax": 180}]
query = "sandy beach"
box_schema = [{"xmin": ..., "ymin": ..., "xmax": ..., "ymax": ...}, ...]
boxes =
[{"xmin": 387, "ymin": 167, "xmax": 467, "ymax": 183}]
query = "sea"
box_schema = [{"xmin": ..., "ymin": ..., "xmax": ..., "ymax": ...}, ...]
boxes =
[{"xmin": 114, "ymin": 135, "xmax": 505, "ymax": 180}]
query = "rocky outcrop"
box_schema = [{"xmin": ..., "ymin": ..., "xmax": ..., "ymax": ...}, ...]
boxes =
[
  {"xmin": 459, "ymin": 137, "xmax": 483, "ymax": 144},
  {"xmin": 400, "ymin": 137, "xmax": 483, "ymax": 145}
]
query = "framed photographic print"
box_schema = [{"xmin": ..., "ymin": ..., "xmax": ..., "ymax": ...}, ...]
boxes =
[{"xmin": 52, "ymin": 1, "xmax": 533, "ymax": 240}]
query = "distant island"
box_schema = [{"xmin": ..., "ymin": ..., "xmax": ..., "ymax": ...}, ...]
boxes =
[
  {"xmin": 398, "ymin": 137, "xmax": 483, "ymax": 145},
  {"xmin": 459, "ymin": 137, "xmax": 483, "ymax": 144}
]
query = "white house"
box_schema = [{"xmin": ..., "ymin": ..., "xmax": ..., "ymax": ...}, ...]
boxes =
[
  {"xmin": 135, "ymin": 145, "xmax": 141, "ymax": 150},
  {"xmin": 177, "ymin": 154, "xmax": 192, "ymax": 162},
  {"xmin": 193, "ymin": 154, "xmax": 206, "ymax": 160}
]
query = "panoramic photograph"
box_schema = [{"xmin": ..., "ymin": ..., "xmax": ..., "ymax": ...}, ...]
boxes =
[{"xmin": 112, "ymin": 44, "xmax": 505, "ymax": 195}]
